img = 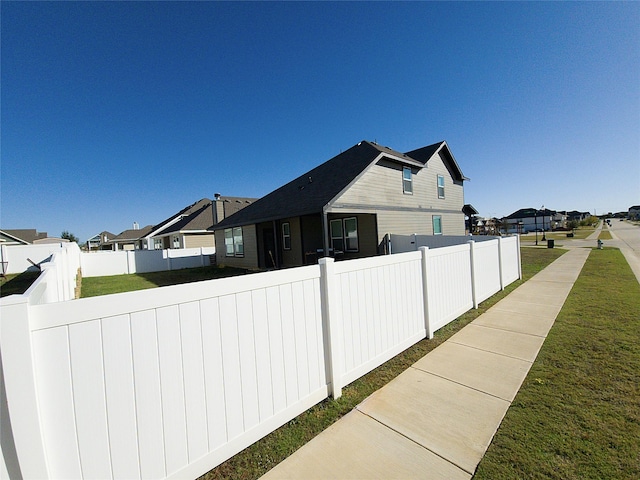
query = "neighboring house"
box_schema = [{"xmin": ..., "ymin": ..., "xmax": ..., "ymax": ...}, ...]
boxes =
[
  {"xmin": 629, "ymin": 205, "xmax": 640, "ymax": 220},
  {"xmin": 502, "ymin": 208, "xmax": 556, "ymax": 233},
  {"xmin": 563, "ymin": 210, "xmax": 591, "ymax": 223},
  {"xmin": 144, "ymin": 196, "xmax": 256, "ymax": 250},
  {"xmin": 0, "ymin": 229, "xmax": 69, "ymax": 245},
  {"xmin": 108, "ymin": 225, "xmax": 154, "ymax": 251},
  {"xmin": 86, "ymin": 231, "xmax": 116, "ymax": 251},
  {"xmin": 213, "ymin": 140, "xmax": 467, "ymax": 270},
  {"xmin": 1, "ymin": 229, "xmax": 48, "ymax": 245}
]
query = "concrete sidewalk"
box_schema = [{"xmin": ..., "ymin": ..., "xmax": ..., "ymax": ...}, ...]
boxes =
[{"xmin": 261, "ymin": 248, "xmax": 591, "ymax": 479}]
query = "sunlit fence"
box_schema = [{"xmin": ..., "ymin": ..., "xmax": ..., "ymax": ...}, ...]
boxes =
[{"xmin": 0, "ymin": 236, "xmax": 520, "ymax": 479}]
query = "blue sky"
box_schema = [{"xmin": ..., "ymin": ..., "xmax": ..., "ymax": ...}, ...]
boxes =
[{"xmin": 2, "ymin": 1, "xmax": 638, "ymax": 242}]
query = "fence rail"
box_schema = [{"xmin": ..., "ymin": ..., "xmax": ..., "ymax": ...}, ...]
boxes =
[{"xmin": 0, "ymin": 236, "xmax": 520, "ymax": 480}]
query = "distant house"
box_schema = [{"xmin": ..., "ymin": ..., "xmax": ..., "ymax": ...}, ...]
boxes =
[
  {"xmin": 629, "ymin": 205, "xmax": 640, "ymax": 220},
  {"xmin": 0, "ymin": 229, "xmax": 68, "ymax": 245},
  {"xmin": 86, "ymin": 231, "xmax": 116, "ymax": 251},
  {"xmin": 502, "ymin": 208, "xmax": 557, "ymax": 234},
  {"xmin": 144, "ymin": 196, "xmax": 256, "ymax": 250},
  {"xmin": 108, "ymin": 225, "xmax": 154, "ymax": 251},
  {"xmin": 213, "ymin": 140, "xmax": 467, "ymax": 270}
]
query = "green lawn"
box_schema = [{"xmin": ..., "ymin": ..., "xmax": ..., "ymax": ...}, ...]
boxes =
[
  {"xmin": 199, "ymin": 247, "xmax": 565, "ymax": 480},
  {"xmin": 80, "ymin": 266, "xmax": 249, "ymax": 298},
  {"xmin": 474, "ymin": 248, "xmax": 640, "ymax": 479},
  {"xmin": 0, "ymin": 270, "xmax": 41, "ymax": 298}
]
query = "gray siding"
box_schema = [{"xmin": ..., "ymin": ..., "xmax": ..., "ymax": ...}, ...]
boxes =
[{"xmin": 331, "ymin": 151, "xmax": 465, "ymax": 239}]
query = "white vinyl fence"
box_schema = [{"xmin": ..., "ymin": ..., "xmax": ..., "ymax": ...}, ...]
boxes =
[
  {"xmin": 81, "ymin": 247, "xmax": 216, "ymax": 277},
  {"xmin": 0, "ymin": 236, "xmax": 520, "ymax": 480}
]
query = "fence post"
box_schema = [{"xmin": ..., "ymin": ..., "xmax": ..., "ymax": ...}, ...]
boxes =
[
  {"xmin": 419, "ymin": 247, "xmax": 433, "ymax": 339},
  {"xmin": 318, "ymin": 257, "xmax": 343, "ymax": 399},
  {"xmin": 497, "ymin": 237, "xmax": 505, "ymax": 290},
  {"xmin": 0, "ymin": 299, "xmax": 49, "ymax": 478},
  {"xmin": 516, "ymin": 235, "xmax": 522, "ymax": 280},
  {"xmin": 468, "ymin": 240, "xmax": 478, "ymax": 309}
]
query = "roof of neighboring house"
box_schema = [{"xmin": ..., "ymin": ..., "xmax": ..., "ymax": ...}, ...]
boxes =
[
  {"xmin": 110, "ymin": 225, "xmax": 154, "ymax": 243},
  {"xmin": 503, "ymin": 208, "xmax": 556, "ymax": 220},
  {"xmin": 1, "ymin": 229, "xmax": 48, "ymax": 244},
  {"xmin": 146, "ymin": 196, "xmax": 257, "ymax": 237},
  {"xmin": 214, "ymin": 140, "xmax": 463, "ymax": 229},
  {"xmin": 87, "ymin": 231, "xmax": 117, "ymax": 242},
  {"xmin": 463, "ymin": 204, "xmax": 479, "ymax": 216},
  {"xmin": 629, "ymin": 205, "xmax": 640, "ymax": 210}
]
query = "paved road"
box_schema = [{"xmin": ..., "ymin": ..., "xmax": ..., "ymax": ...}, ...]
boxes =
[{"xmin": 607, "ymin": 220, "xmax": 640, "ymax": 284}]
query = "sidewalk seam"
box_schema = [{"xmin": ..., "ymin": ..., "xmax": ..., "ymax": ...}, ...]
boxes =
[{"xmin": 352, "ymin": 408, "xmax": 476, "ymax": 476}]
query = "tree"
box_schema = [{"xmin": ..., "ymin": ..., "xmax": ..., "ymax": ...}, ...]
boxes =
[{"xmin": 61, "ymin": 230, "xmax": 80, "ymax": 243}]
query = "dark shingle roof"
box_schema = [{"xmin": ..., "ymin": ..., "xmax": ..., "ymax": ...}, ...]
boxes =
[
  {"xmin": 1, "ymin": 229, "xmax": 48, "ymax": 244},
  {"xmin": 111, "ymin": 225, "xmax": 154, "ymax": 242},
  {"xmin": 214, "ymin": 140, "xmax": 456, "ymax": 229}
]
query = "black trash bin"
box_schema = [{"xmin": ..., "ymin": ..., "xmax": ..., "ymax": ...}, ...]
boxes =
[{"xmin": 547, "ymin": 239, "xmax": 555, "ymax": 248}]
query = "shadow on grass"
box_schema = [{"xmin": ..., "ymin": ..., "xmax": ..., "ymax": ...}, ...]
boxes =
[
  {"xmin": 0, "ymin": 270, "xmax": 41, "ymax": 298},
  {"xmin": 135, "ymin": 266, "xmax": 250, "ymax": 288}
]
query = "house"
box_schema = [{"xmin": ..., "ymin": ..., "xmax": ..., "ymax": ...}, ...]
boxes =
[
  {"xmin": 213, "ymin": 140, "xmax": 467, "ymax": 270},
  {"xmin": 144, "ymin": 196, "xmax": 256, "ymax": 250},
  {"xmin": 108, "ymin": 224, "xmax": 154, "ymax": 251},
  {"xmin": 629, "ymin": 205, "xmax": 640, "ymax": 220},
  {"xmin": 86, "ymin": 231, "xmax": 116, "ymax": 251},
  {"xmin": 473, "ymin": 217, "xmax": 501, "ymax": 235},
  {"xmin": 0, "ymin": 229, "xmax": 68, "ymax": 245},
  {"xmin": 502, "ymin": 208, "xmax": 557, "ymax": 234}
]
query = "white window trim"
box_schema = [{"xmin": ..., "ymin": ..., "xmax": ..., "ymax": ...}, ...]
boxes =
[
  {"xmin": 403, "ymin": 167, "xmax": 413, "ymax": 194},
  {"xmin": 437, "ymin": 175, "xmax": 445, "ymax": 199},
  {"xmin": 330, "ymin": 217, "xmax": 359, "ymax": 253},
  {"xmin": 224, "ymin": 227, "xmax": 244, "ymax": 257},
  {"xmin": 433, "ymin": 215, "xmax": 443, "ymax": 235}
]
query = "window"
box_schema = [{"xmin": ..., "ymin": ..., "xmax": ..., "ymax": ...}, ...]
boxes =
[
  {"xmin": 403, "ymin": 167, "xmax": 413, "ymax": 194},
  {"xmin": 153, "ymin": 238, "xmax": 163, "ymax": 250},
  {"xmin": 437, "ymin": 175, "xmax": 445, "ymax": 198},
  {"xmin": 282, "ymin": 222, "xmax": 291, "ymax": 250},
  {"xmin": 330, "ymin": 219, "xmax": 344, "ymax": 252},
  {"xmin": 172, "ymin": 235, "xmax": 181, "ymax": 249},
  {"xmin": 433, "ymin": 215, "xmax": 442, "ymax": 235},
  {"xmin": 344, "ymin": 218, "xmax": 358, "ymax": 251},
  {"xmin": 330, "ymin": 217, "xmax": 359, "ymax": 253},
  {"xmin": 224, "ymin": 227, "xmax": 244, "ymax": 257}
]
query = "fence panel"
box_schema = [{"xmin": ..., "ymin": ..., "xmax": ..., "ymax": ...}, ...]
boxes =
[
  {"xmin": 2, "ymin": 237, "xmax": 523, "ymax": 480},
  {"xmin": 333, "ymin": 252, "xmax": 425, "ymax": 386},
  {"xmin": 425, "ymin": 244, "xmax": 474, "ymax": 332},
  {"xmin": 26, "ymin": 267, "xmax": 327, "ymax": 479},
  {"xmin": 501, "ymin": 236, "xmax": 521, "ymax": 284},
  {"xmin": 472, "ymin": 239, "xmax": 502, "ymax": 304}
]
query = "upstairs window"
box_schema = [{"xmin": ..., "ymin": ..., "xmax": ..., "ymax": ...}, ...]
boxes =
[
  {"xmin": 437, "ymin": 175, "xmax": 445, "ymax": 198},
  {"xmin": 282, "ymin": 222, "xmax": 291, "ymax": 250},
  {"xmin": 403, "ymin": 167, "xmax": 413, "ymax": 194}
]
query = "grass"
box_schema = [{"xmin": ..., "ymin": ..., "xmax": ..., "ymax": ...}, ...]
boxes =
[
  {"xmin": 199, "ymin": 247, "xmax": 565, "ymax": 480},
  {"xmin": 598, "ymin": 229, "xmax": 613, "ymax": 240},
  {"xmin": 474, "ymin": 247, "xmax": 640, "ymax": 479},
  {"xmin": 0, "ymin": 270, "xmax": 41, "ymax": 298},
  {"xmin": 80, "ymin": 266, "xmax": 249, "ymax": 298}
]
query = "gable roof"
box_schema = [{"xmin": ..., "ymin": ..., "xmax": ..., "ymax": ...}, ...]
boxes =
[
  {"xmin": 110, "ymin": 225, "xmax": 154, "ymax": 243},
  {"xmin": 145, "ymin": 198, "xmax": 213, "ymax": 238},
  {"xmin": 405, "ymin": 141, "xmax": 467, "ymax": 182},
  {"xmin": 504, "ymin": 208, "xmax": 556, "ymax": 219},
  {"xmin": 1, "ymin": 229, "xmax": 48, "ymax": 244},
  {"xmin": 214, "ymin": 140, "xmax": 465, "ymax": 229}
]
